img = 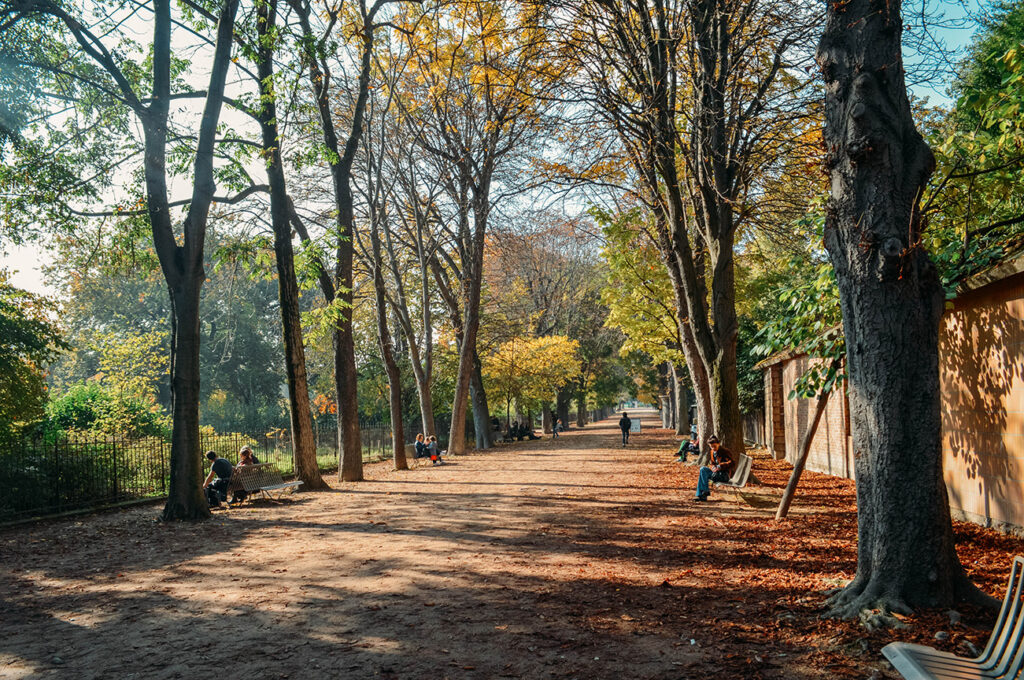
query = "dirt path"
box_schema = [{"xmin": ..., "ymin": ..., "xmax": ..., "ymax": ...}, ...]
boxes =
[{"xmin": 1, "ymin": 410, "xmax": 1016, "ymax": 679}]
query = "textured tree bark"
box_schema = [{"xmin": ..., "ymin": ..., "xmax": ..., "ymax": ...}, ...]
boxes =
[
  {"xmin": 292, "ymin": 0, "xmax": 390, "ymax": 482},
  {"xmin": 147, "ymin": 0, "xmax": 237, "ymax": 521},
  {"xmin": 576, "ymin": 389, "xmax": 587, "ymax": 427},
  {"xmin": 819, "ymin": 0, "xmax": 991, "ymax": 616},
  {"xmin": 470, "ymin": 347, "xmax": 492, "ymax": 449},
  {"xmin": 542, "ymin": 407, "xmax": 553, "ymax": 434},
  {"xmin": 256, "ymin": 0, "xmax": 327, "ymax": 491},
  {"xmin": 161, "ymin": 283, "xmax": 209, "ymax": 520}
]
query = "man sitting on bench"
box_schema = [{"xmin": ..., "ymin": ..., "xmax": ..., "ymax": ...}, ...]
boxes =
[
  {"xmin": 693, "ymin": 435, "xmax": 734, "ymax": 502},
  {"xmin": 202, "ymin": 450, "xmax": 233, "ymax": 508}
]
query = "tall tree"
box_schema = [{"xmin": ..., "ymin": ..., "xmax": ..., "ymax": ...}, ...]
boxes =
[
  {"xmin": 2, "ymin": 0, "xmax": 241, "ymax": 520},
  {"xmin": 354, "ymin": 77, "xmax": 409, "ymax": 470},
  {"xmin": 394, "ymin": 0, "xmax": 551, "ymax": 454},
  {"xmin": 562, "ymin": 0, "xmax": 814, "ymax": 453},
  {"xmin": 254, "ymin": 0, "xmax": 328, "ymax": 489},
  {"xmin": 289, "ymin": 0, "xmax": 411, "ymax": 481},
  {"xmin": 818, "ymin": 0, "xmax": 989, "ymax": 615}
]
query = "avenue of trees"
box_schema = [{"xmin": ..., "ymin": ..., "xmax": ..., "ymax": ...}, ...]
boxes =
[{"xmin": 2, "ymin": 0, "xmax": 1024, "ymax": 619}]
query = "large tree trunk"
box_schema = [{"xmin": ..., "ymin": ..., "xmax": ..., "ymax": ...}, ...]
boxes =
[
  {"xmin": 707, "ymin": 231, "xmax": 744, "ymax": 455},
  {"xmin": 334, "ymin": 325, "xmax": 362, "ymax": 481},
  {"xmin": 152, "ymin": 0, "xmax": 238, "ymax": 521},
  {"xmin": 412, "ymin": 368, "xmax": 436, "ymax": 438},
  {"xmin": 161, "ymin": 283, "xmax": 209, "ymax": 521},
  {"xmin": 292, "ymin": 2, "xmax": 376, "ymax": 482},
  {"xmin": 575, "ymin": 388, "xmax": 586, "ymax": 427},
  {"xmin": 257, "ymin": 0, "xmax": 327, "ymax": 491},
  {"xmin": 470, "ymin": 347, "xmax": 492, "ymax": 449},
  {"xmin": 818, "ymin": 0, "xmax": 989, "ymax": 617},
  {"xmin": 659, "ymin": 222, "xmax": 713, "ymax": 448}
]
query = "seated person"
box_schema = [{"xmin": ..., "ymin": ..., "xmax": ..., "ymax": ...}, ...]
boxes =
[
  {"xmin": 675, "ymin": 433, "xmax": 700, "ymax": 462},
  {"xmin": 231, "ymin": 446, "xmax": 260, "ymax": 503},
  {"xmin": 203, "ymin": 450, "xmax": 234, "ymax": 508},
  {"xmin": 694, "ymin": 435, "xmax": 734, "ymax": 502},
  {"xmin": 238, "ymin": 445, "xmax": 259, "ymax": 466},
  {"xmin": 427, "ymin": 435, "xmax": 445, "ymax": 465},
  {"xmin": 413, "ymin": 433, "xmax": 427, "ymax": 458}
]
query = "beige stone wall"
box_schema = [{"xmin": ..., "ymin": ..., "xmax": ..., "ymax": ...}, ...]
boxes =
[
  {"xmin": 780, "ymin": 356, "xmax": 853, "ymax": 479},
  {"xmin": 940, "ymin": 275, "xmax": 1024, "ymax": 529},
  {"xmin": 762, "ymin": 270, "xmax": 1024, "ymax": 530}
]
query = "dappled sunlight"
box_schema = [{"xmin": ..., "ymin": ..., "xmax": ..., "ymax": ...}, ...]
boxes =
[{"xmin": 2, "ymin": 409, "xmax": 1022, "ymax": 678}]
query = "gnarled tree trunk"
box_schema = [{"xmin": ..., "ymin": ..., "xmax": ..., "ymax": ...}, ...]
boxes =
[{"xmin": 819, "ymin": 0, "xmax": 990, "ymax": 616}]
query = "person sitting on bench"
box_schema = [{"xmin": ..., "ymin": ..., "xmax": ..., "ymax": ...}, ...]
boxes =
[
  {"xmin": 427, "ymin": 435, "xmax": 445, "ymax": 465},
  {"xmin": 203, "ymin": 450, "xmax": 233, "ymax": 508},
  {"xmin": 676, "ymin": 433, "xmax": 700, "ymax": 462},
  {"xmin": 414, "ymin": 433, "xmax": 427, "ymax": 459},
  {"xmin": 694, "ymin": 435, "xmax": 734, "ymax": 502},
  {"xmin": 231, "ymin": 446, "xmax": 260, "ymax": 503}
]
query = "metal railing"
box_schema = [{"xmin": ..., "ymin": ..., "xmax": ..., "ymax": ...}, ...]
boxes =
[{"xmin": 0, "ymin": 413, "xmax": 463, "ymax": 524}]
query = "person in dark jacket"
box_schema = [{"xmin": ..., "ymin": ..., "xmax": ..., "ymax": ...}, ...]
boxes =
[
  {"xmin": 202, "ymin": 450, "xmax": 233, "ymax": 508},
  {"xmin": 694, "ymin": 435, "xmax": 734, "ymax": 501},
  {"xmin": 619, "ymin": 413, "xmax": 632, "ymax": 446}
]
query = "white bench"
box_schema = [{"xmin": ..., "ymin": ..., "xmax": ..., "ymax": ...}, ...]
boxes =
[{"xmin": 882, "ymin": 556, "xmax": 1024, "ymax": 679}]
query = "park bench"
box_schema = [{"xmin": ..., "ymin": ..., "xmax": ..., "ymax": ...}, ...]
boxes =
[
  {"xmin": 228, "ymin": 463, "xmax": 302, "ymax": 502},
  {"xmin": 712, "ymin": 452, "xmax": 753, "ymax": 489},
  {"xmin": 882, "ymin": 556, "xmax": 1024, "ymax": 680}
]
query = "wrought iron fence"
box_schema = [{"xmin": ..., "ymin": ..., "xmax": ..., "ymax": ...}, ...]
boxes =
[{"xmin": 0, "ymin": 412, "xmax": 464, "ymax": 524}]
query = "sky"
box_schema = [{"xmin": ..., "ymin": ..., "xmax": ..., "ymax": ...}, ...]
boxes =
[{"xmin": 0, "ymin": 0, "xmax": 994, "ymax": 299}]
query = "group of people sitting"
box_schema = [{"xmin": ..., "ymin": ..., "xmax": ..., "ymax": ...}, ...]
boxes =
[
  {"xmin": 503, "ymin": 420, "xmax": 541, "ymax": 442},
  {"xmin": 412, "ymin": 433, "xmax": 445, "ymax": 465},
  {"xmin": 203, "ymin": 445, "xmax": 260, "ymax": 508},
  {"xmin": 673, "ymin": 427, "xmax": 736, "ymax": 502}
]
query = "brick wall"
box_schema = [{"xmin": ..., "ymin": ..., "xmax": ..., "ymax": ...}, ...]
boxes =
[
  {"xmin": 764, "ymin": 365, "xmax": 786, "ymax": 459},
  {"xmin": 779, "ymin": 356, "xmax": 853, "ymax": 479}
]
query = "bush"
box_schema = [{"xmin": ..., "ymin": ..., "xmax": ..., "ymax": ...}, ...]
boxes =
[{"xmin": 45, "ymin": 383, "xmax": 168, "ymax": 438}]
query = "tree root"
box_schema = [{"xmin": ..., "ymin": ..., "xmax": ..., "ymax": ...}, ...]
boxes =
[
  {"xmin": 823, "ymin": 571, "xmax": 1001, "ymax": 625},
  {"xmin": 956, "ymin": 573, "xmax": 1000, "ymax": 612},
  {"xmin": 298, "ymin": 479, "xmax": 333, "ymax": 492}
]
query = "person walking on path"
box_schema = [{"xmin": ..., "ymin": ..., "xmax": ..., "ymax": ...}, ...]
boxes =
[
  {"xmin": 694, "ymin": 435, "xmax": 735, "ymax": 502},
  {"xmin": 553, "ymin": 418, "xmax": 562, "ymax": 438},
  {"xmin": 619, "ymin": 412, "xmax": 632, "ymax": 446}
]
